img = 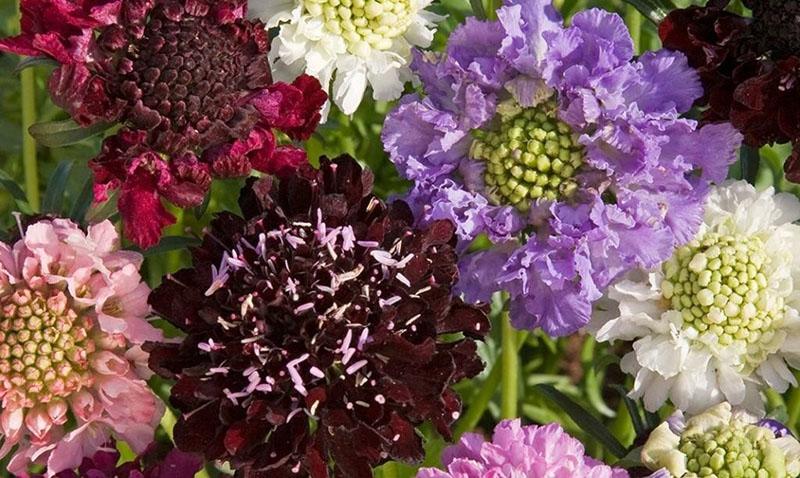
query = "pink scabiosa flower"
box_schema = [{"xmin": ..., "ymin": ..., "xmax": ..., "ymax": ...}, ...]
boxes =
[
  {"xmin": 146, "ymin": 156, "xmax": 489, "ymax": 477},
  {"xmin": 0, "ymin": 0, "xmax": 327, "ymax": 248},
  {"xmin": 0, "ymin": 218, "xmax": 165, "ymax": 477},
  {"xmin": 417, "ymin": 419, "xmax": 629, "ymax": 478}
]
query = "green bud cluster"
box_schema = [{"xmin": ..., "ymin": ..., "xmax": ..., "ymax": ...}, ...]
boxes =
[
  {"xmin": 0, "ymin": 289, "xmax": 94, "ymax": 408},
  {"xmin": 662, "ymin": 232, "xmax": 782, "ymax": 353},
  {"xmin": 470, "ymin": 98, "xmax": 584, "ymax": 212},
  {"xmin": 302, "ymin": 0, "xmax": 413, "ymax": 55},
  {"xmin": 678, "ymin": 420, "xmax": 787, "ymax": 477}
]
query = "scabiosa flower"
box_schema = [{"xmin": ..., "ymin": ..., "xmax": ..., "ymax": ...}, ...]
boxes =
[
  {"xmin": 146, "ymin": 156, "xmax": 489, "ymax": 477},
  {"xmin": 659, "ymin": 0, "xmax": 800, "ymax": 182},
  {"xmin": 593, "ymin": 181, "xmax": 800, "ymax": 415},
  {"xmin": 641, "ymin": 402, "xmax": 800, "ymax": 478},
  {"xmin": 0, "ymin": 218, "xmax": 165, "ymax": 476},
  {"xmin": 27, "ymin": 441, "xmax": 203, "ymax": 478},
  {"xmin": 382, "ymin": 0, "xmax": 741, "ymax": 336},
  {"xmin": 417, "ymin": 419, "xmax": 629, "ymax": 478},
  {"xmin": 252, "ymin": 0, "xmax": 442, "ymax": 116},
  {"xmin": 0, "ymin": 0, "xmax": 327, "ymax": 248}
]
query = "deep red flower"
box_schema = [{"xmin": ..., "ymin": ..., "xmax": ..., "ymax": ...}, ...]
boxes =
[
  {"xmin": 0, "ymin": 0, "xmax": 326, "ymax": 248},
  {"xmin": 27, "ymin": 441, "xmax": 203, "ymax": 478},
  {"xmin": 145, "ymin": 156, "xmax": 489, "ymax": 478},
  {"xmin": 659, "ymin": 0, "xmax": 800, "ymax": 182}
]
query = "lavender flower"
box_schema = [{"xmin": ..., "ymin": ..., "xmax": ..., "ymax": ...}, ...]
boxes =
[{"xmin": 382, "ymin": 0, "xmax": 742, "ymax": 335}]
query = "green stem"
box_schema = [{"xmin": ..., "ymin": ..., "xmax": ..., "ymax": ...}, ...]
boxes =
[
  {"xmin": 500, "ymin": 310, "xmax": 518, "ymax": 419},
  {"xmin": 625, "ymin": 5, "xmax": 643, "ymax": 54},
  {"xmin": 483, "ymin": 0, "xmax": 500, "ymax": 20},
  {"xmin": 788, "ymin": 379, "xmax": 800, "ymax": 434},
  {"xmin": 20, "ymin": 62, "xmax": 39, "ymax": 211}
]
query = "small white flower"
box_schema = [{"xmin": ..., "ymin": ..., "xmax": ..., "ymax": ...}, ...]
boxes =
[
  {"xmin": 251, "ymin": 0, "xmax": 443, "ymax": 117},
  {"xmin": 592, "ymin": 181, "xmax": 800, "ymax": 415}
]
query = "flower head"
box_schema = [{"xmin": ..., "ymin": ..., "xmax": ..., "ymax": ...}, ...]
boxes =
[
  {"xmin": 0, "ymin": 218, "xmax": 164, "ymax": 476},
  {"xmin": 593, "ymin": 181, "xmax": 800, "ymax": 414},
  {"xmin": 253, "ymin": 0, "xmax": 442, "ymax": 116},
  {"xmin": 146, "ymin": 156, "xmax": 489, "ymax": 477},
  {"xmin": 0, "ymin": 0, "xmax": 327, "ymax": 248},
  {"xmin": 642, "ymin": 402, "xmax": 800, "ymax": 478},
  {"xmin": 417, "ymin": 419, "xmax": 629, "ymax": 478},
  {"xmin": 28, "ymin": 441, "xmax": 203, "ymax": 478},
  {"xmin": 659, "ymin": 0, "xmax": 800, "ymax": 182},
  {"xmin": 382, "ymin": 0, "xmax": 741, "ymax": 336}
]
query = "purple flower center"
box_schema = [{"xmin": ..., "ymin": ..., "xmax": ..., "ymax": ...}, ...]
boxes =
[
  {"xmin": 106, "ymin": 4, "xmax": 271, "ymax": 153},
  {"xmin": 469, "ymin": 98, "xmax": 584, "ymax": 212}
]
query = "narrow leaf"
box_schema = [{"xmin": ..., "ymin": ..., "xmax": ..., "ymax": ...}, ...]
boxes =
[
  {"xmin": 612, "ymin": 385, "xmax": 646, "ymax": 438},
  {"xmin": 535, "ymin": 384, "xmax": 628, "ymax": 458},
  {"xmin": 42, "ymin": 160, "xmax": 74, "ymax": 214},
  {"xmin": 193, "ymin": 193, "xmax": 212, "ymax": 220},
  {"xmin": 140, "ymin": 236, "xmax": 201, "ymax": 257},
  {"xmin": 740, "ymin": 145, "xmax": 761, "ymax": 185},
  {"xmin": 0, "ymin": 170, "xmax": 35, "ymax": 214},
  {"xmin": 14, "ymin": 56, "xmax": 59, "ymax": 74},
  {"xmin": 29, "ymin": 119, "xmax": 111, "ymax": 148},
  {"xmin": 469, "ymin": 0, "xmax": 486, "ymax": 19},
  {"xmin": 621, "ymin": 0, "xmax": 676, "ymax": 24},
  {"xmin": 69, "ymin": 177, "xmax": 95, "ymax": 223}
]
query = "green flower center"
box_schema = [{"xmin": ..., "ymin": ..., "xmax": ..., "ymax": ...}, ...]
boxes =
[
  {"xmin": 679, "ymin": 421, "xmax": 786, "ymax": 477},
  {"xmin": 662, "ymin": 232, "xmax": 783, "ymax": 354},
  {"xmin": 302, "ymin": 0, "xmax": 414, "ymax": 55},
  {"xmin": 0, "ymin": 289, "xmax": 95, "ymax": 408},
  {"xmin": 470, "ymin": 98, "xmax": 584, "ymax": 212}
]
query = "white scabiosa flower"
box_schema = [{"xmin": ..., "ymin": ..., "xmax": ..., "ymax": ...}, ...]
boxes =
[
  {"xmin": 251, "ymin": 0, "xmax": 442, "ymax": 117},
  {"xmin": 592, "ymin": 180, "xmax": 800, "ymax": 414},
  {"xmin": 641, "ymin": 402, "xmax": 800, "ymax": 478}
]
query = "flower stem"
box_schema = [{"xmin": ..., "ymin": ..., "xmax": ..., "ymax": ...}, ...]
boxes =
[
  {"xmin": 19, "ymin": 60, "xmax": 39, "ymax": 210},
  {"xmin": 789, "ymin": 378, "xmax": 800, "ymax": 433},
  {"xmin": 500, "ymin": 309, "xmax": 518, "ymax": 419}
]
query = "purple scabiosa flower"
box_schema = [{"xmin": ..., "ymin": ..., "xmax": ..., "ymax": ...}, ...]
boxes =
[
  {"xmin": 382, "ymin": 0, "xmax": 743, "ymax": 336},
  {"xmin": 145, "ymin": 156, "xmax": 489, "ymax": 477},
  {"xmin": 417, "ymin": 419, "xmax": 629, "ymax": 478}
]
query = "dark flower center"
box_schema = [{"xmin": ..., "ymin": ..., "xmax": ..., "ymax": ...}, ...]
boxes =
[
  {"xmin": 109, "ymin": 5, "xmax": 271, "ymax": 153},
  {"xmin": 744, "ymin": 0, "xmax": 800, "ymax": 59}
]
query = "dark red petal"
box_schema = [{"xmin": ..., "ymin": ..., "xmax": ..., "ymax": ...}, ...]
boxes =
[
  {"xmin": 251, "ymin": 74, "xmax": 327, "ymax": 140},
  {"xmin": 118, "ymin": 156, "xmax": 175, "ymax": 248}
]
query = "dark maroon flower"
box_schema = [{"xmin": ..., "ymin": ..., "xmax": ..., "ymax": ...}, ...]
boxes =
[
  {"xmin": 145, "ymin": 156, "xmax": 489, "ymax": 478},
  {"xmin": 659, "ymin": 0, "xmax": 800, "ymax": 182},
  {"xmin": 25, "ymin": 441, "xmax": 203, "ymax": 478},
  {"xmin": 0, "ymin": 0, "xmax": 327, "ymax": 248}
]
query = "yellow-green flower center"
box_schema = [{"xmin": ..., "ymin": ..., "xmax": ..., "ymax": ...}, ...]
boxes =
[
  {"xmin": 302, "ymin": 0, "xmax": 414, "ymax": 55},
  {"xmin": 470, "ymin": 99, "xmax": 584, "ymax": 212},
  {"xmin": 0, "ymin": 289, "xmax": 94, "ymax": 409},
  {"xmin": 678, "ymin": 420, "xmax": 787, "ymax": 477},
  {"xmin": 662, "ymin": 232, "xmax": 783, "ymax": 355}
]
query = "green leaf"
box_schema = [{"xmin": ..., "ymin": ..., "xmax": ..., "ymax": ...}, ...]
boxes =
[
  {"xmin": 139, "ymin": 236, "xmax": 201, "ymax": 257},
  {"xmin": 42, "ymin": 160, "xmax": 74, "ymax": 214},
  {"xmin": 193, "ymin": 192, "xmax": 212, "ymax": 220},
  {"xmin": 14, "ymin": 56, "xmax": 59, "ymax": 74},
  {"xmin": 740, "ymin": 145, "xmax": 761, "ymax": 186},
  {"xmin": 535, "ymin": 384, "xmax": 628, "ymax": 458},
  {"xmin": 69, "ymin": 177, "xmax": 94, "ymax": 223},
  {"xmin": 469, "ymin": 0, "xmax": 486, "ymax": 19},
  {"xmin": 621, "ymin": 0, "xmax": 676, "ymax": 24},
  {"xmin": 612, "ymin": 384, "xmax": 647, "ymax": 438},
  {"xmin": 29, "ymin": 119, "xmax": 111, "ymax": 148},
  {"xmin": 0, "ymin": 170, "xmax": 35, "ymax": 214}
]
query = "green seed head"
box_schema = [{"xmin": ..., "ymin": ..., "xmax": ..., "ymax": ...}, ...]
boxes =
[
  {"xmin": 470, "ymin": 98, "xmax": 584, "ymax": 212},
  {"xmin": 302, "ymin": 0, "xmax": 414, "ymax": 55},
  {"xmin": 679, "ymin": 419, "xmax": 787, "ymax": 478},
  {"xmin": 662, "ymin": 232, "xmax": 783, "ymax": 368},
  {"xmin": 0, "ymin": 288, "xmax": 95, "ymax": 409}
]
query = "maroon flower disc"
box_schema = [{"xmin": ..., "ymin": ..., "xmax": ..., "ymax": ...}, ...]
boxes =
[
  {"xmin": 0, "ymin": 0, "xmax": 327, "ymax": 247},
  {"xmin": 659, "ymin": 0, "xmax": 800, "ymax": 182},
  {"xmin": 145, "ymin": 156, "xmax": 489, "ymax": 478}
]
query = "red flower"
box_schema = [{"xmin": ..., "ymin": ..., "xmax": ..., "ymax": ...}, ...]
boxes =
[
  {"xmin": 145, "ymin": 156, "xmax": 489, "ymax": 478},
  {"xmin": 0, "ymin": 0, "xmax": 326, "ymax": 248},
  {"xmin": 659, "ymin": 0, "xmax": 800, "ymax": 182}
]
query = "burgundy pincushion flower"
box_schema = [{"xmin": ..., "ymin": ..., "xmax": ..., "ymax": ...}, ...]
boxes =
[
  {"xmin": 145, "ymin": 156, "xmax": 489, "ymax": 478},
  {"xmin": 0, "ymin": 0, "xmax": 327, "ymax": 248},
  {"xmin": 659, "ymin": 0, "xmax": 800, "ymax": 181},
  {"xmin": 27, "ymin": 441, "xmax": 203, "ymax": 478}
]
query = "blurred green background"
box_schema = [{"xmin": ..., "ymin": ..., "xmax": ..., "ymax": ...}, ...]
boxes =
[{"xmin": 2, "ymin": 0, "xmax": 800, "ymax": 477}]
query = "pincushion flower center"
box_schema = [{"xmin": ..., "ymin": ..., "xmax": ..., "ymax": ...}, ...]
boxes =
[
  {"xmin": 302, "ymin": 0, "xmax": 414, "ymax": 55},
  {"xmin": 0, "ymin": 288, "xmax": 94, "ymax": 409},
  {"xmin": 470, "ymin": 99, "xmax": 584, "ymax": 212},
  {"xmin": 662, "ymin": 232, "xmax": 782, "ymax": 351},
  {"xmin": 678, "ymin": 420, "xmax": 784, "ymax": 477}
]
